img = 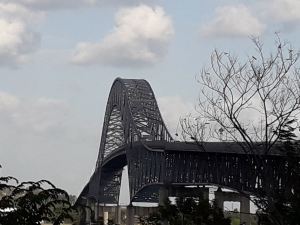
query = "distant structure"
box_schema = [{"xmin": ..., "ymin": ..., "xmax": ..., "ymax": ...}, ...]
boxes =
[{"xmin": 76, "ymin": 78, "xmax": 298, "ymax": 225}]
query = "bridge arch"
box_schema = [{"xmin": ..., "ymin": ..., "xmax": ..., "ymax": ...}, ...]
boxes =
[
  {"xmin": 77, "ymin": 78, "xmax": 298, "ymax": 206},
  {"xmin": 96, "ymin": 78, "xmax": 172, "ymax": 168},
  {"xmin": 83, "ymin": 78, "xmax": 172, "ymax": 204}
]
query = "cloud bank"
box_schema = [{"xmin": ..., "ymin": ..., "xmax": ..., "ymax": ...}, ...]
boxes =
[
  {"xmin": 201, "ymin": 5, "xmax": 265, "ymax": 38},
  {"xmin": 157, "ymin": 96, "xmax": 194, "ymax": 138},
  {"xmin": 0, "ymin": 91, "xmax": 68, "ymax": 133},
  {"xmin": 262, "ymin": 0, "xmax": 300, "ymax": 22},
  {"xmin": 71, "ymin": 4, "xmax": 174, "ymax": 67},
  {"xmin": 4, "ymin": 0, "xmax": 155, "ymax": 10},
  {"xmin": 0, "ymin": 90, "xmax": 101, "ymax": 195},
  {"xmin": 5, "ymin": 0, "xmax": 96, "ymax": 10},
  {"xmin": 0, "ymin": 3, "xmax": 42, "ymax": 67}
]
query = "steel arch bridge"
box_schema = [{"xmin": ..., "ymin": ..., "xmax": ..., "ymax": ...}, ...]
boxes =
[{"xmin": 77, "ymin": 78, "xmax": 298, "ymax": 205}]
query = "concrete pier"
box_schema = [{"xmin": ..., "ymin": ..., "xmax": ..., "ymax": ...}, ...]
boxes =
[
  {"xmin": 86, "ymin": 198, "xmax": 91, "ymax": 224},
  {"xmin": 215, "ymin": 188, "xmax": 251, "ymax": 225},
  {"xmin": 126, "ymin": 204, "xmax": 134, "ymax": 225}
]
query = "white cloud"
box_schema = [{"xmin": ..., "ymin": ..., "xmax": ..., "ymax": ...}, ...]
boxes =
[
  {"xmin": 71, "ymin": 4, "xmax": 174, "ymax": 67},
  {"xmin": 0, "ymin": 3, "xmax": 42, "ymax": 67},
  {"xmin": 157, "ymin": 96, "xmax": 194, "ymax": 138},
  {"xmin": 4, "ymin": 0, "xmax": 154, "ymax": 10},
  {"xmin": 201, "ymin": 5, "xmax": 265, "ymax": 38},
  {"xmin": 6, "ymin": 0, "xmax": 95, "ymax": 10},
  {"xmin": 0, "ymin": 92, "xmax": 68, "ymax": 133},
  {"xmin": 261, "ymin": 0, "xmax": 300, "ymax": 22},
  {"xmin": 0, "ymin": 91, "xmax": 99, "ymax": 195},
  {"xmin": 0, "ymin": 91, "xmax": 20, "ymax": 111},
  {"xmin": 0, "ymin": 2, "xmax": 43, "ymax": 20},
  {"xmin": 11, "ymin": 97, "xmax": 69, "ymax": 133}
]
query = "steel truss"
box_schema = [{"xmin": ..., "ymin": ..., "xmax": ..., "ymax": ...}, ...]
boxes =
[{"xmin": 77, "ymin": 78, "xmax": 299, "ymax": 205}]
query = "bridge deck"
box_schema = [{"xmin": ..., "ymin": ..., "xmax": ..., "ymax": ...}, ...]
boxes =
[{"xmin": 145, "ymin": 141, "xmax": 290, "ymax": 156}]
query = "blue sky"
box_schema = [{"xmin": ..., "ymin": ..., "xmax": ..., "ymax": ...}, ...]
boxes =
[{"xmin": 0, "ymin": 0, "xmax": 300, "ymax": 199}]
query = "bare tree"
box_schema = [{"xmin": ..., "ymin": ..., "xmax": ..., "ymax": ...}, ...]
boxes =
[
  {"xmin": 182, "ymin": 36, "xmax": 300, "ymax": 155},
  {"xmin": 181, "ymin": 36, "xmax": 300, "ymax": 225},
  {"xmin": 180, "ymin": 114, "xmax": 211, "ymax": 150}
]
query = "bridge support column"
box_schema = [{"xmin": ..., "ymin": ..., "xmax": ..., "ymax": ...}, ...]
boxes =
[
  {"xmin": 126, "ymin": 204, "xmax": 134, "ymax": 225},
  {"xmin": 215, "ymin": 188, "xmax": 251, "ymax": 225},
  {"xmin": 79, "ymin": 203, "xmax": 87, "ymax": 225},
  {"xmin": 159, "ymin": 186, "xmax": 169, "ymax": 225},
  {"xmin": 115, "ymin": 205, "xmax": 122, "ymax": 225},
  {"xmin": 200, "ymin": 187, "xmax": 209, "ymax": 200},
  {"xmin": 159, "ymin": 186, "xmax": 169, "ymax": 206},
  {"xmin": 214, "ymin": 188, "xmax": 224, "ymax": 210},
  {"xmin": 240, "ymin": 196, "xmax": 250, "ymax": 225},
  {"xmin": 95, "ymin": 201, "xmax": 99, "ymax": 224},
  {"xmin": 91, "ymin": 200, "xmax": 97, "ymax": 223},
  {"xmin": 104, "ymin": 211, "xmax": 109, "ymax": 225},
  {"xmin": 86, "ymin": 198, "xmax": 91, "ymax": 224}
]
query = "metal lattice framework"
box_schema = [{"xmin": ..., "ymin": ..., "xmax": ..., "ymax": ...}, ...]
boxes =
[
  {"xmin": 79, "ymin": 78, "xmax": 172, "ymax": 203},
  {"xmin": 96, "ymin": 78, "xmax": 172, "ymax": 167},
  {"xmin": 77, "ymin": 78, "xmax": 299, "ymax": 205}
]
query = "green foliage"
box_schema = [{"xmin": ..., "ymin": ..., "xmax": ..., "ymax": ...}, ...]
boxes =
[
  {"xmin": 230, "ymin": 217, "xmax": 240, "ymax": 225},
  {"xmin": 0, "ymin": 173, "xmax": 77, "ymax": 225},
  {"xmin": 255, "ymin": 119, "xmax": 300, "ymax": 225},
  {"xmin": 140, "ymin": 196, "xmax": 231, "ymax": 225},
  {"xmin": 107, "ymin": 219, "xmax": 115, "ymax": 225}
]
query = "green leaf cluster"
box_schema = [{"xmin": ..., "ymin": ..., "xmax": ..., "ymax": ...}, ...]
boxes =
[
  {"xmin": 0, "ymin": 174, "xmax": 77, "ymax": 225},
  {"xmin": 140, "ymin": 195, "xmax": 231, "ymax": 225}
]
